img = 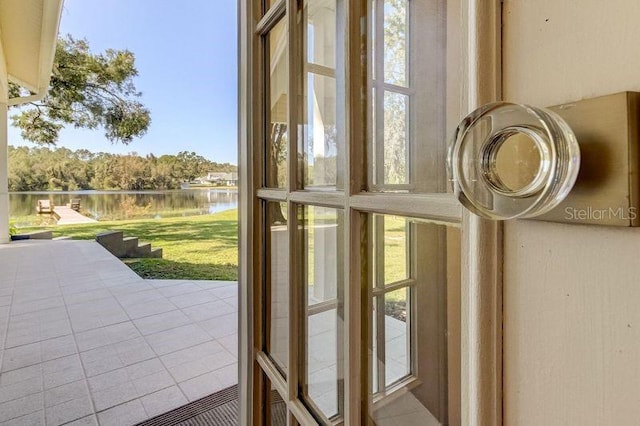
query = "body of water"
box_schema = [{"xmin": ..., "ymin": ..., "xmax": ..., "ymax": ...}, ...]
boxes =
[{"xmin": 10, "ymin": 189, "xmax": 238, "ymax": 226}]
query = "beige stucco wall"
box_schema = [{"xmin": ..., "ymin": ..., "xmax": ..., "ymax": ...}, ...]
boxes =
[{"xmin": 502, "ymin": 1, "xmax": 640, "ymax": 424}]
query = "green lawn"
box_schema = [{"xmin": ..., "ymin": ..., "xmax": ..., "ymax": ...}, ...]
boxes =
[{"xmin": 19, "ymin": 209, "xmax": 238, "ymax": 281}]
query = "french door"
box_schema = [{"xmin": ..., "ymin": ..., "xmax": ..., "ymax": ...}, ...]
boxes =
[{"xmin": 238, "ymin": 0, "xmax": 502, "ymax": 424}]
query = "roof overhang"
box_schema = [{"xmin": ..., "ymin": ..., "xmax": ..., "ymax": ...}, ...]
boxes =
[{"xmin": 0, "ymin": 0, "xmax": 63, "ymax": 104}]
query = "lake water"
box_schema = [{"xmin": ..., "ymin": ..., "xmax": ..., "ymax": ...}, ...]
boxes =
[{"xmin": 10, "ymin": 189, "xmax": 238, "ymax": 226}]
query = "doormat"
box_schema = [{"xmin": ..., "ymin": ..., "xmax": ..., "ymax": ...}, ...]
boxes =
[{"xmin": 135, "ymin": 385, "xmax": 238, "ymax": 426}]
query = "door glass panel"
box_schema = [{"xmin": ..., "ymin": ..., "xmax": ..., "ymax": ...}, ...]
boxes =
[
  {"xmin": 383, "ymin": 0, "xmax": 408, "ymax": 87},
  {"xmin": 306, "ymin": 1, "xmax": 336, "ymax": 68},
  {"xmin": 267, "ymin": 19, "xmax": 289, "ymax": 188},
  {"xmin": 302, "ymin": 205, "xmax": 344, "ymax": 420},
  {"xmin": 370, "ymin": 0, "xmax": 448, "ymax": 193},
  {"xmin": 382, "ymin": 91, "xmax": 409, "ymax": 185},
  {"xmin": 372, "ymin": 296, "xmax": 379, "ymax": 392},
  {"xmin": 369, "ymin": 214, "xmax": 460, "ymax": 425},
  {"xmin": 382, "ymin": 214, "xmax": 409, "ymax": 286},
  {"xmin": 303, "ymin": 73, "xmax": 339, "ymax": 188},
  {"xmin": 384, "ymin": 287, "xmax": 409, "ymax": 386},
  {"xmin": 302, "ymin": 0, "xmax": 343, "ymax": 190},
  {"xmin": 268, "ymin": 201, "xmax": 289, "ymax": 375}
]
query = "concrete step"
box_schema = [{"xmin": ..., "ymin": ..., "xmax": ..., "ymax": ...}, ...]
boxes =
[
  {"xmin": 95, "ymin": 232, "xmax": 163, "ymax": 259},
  {"xmin": 123, "ymin": 237, "xmax": 139, "ymax": 255},
  {"xmin": 96, "ymin": 231, "xmax": 125, "ymax": 257},
  {"xmin": 27, "ymin": 230, "xmax": 53, "ymax": 240},
  {"xmin": 148, "ymin": 248, "xmax": 163, "ymax": 258},
  {"xmin": 134, "ymin": 242, "xmax": 152, "ymax": 257},
  {"xmin": 53, "ymin": 236, "xmax": 72, "ymax": 241},
  {"xmin": 10, "ymin": 230, "xmax": 53, "ymax": 241}
]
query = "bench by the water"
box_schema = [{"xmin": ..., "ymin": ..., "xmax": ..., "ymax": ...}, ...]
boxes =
[
  {"xmin": 36, "ymin": 199, "xmax": 53, "ymax": 214},
  {"xmin": 68, "ymin": 198, "xmax": 81, "ymax": 211}
]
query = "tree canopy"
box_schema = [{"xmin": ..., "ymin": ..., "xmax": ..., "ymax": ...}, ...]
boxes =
[
  {"xmin": 8, "ymin": 146, "xmax": 236, "ymax": 192},
  {"xmin": 9, "ymin": 35, "xmax": 151, "ymax": 145}
]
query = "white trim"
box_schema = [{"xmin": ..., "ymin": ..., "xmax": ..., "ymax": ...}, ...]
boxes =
[
  {"xmin": 6, "ymin": 0, "xmax": 63, "ymax": 105},
  {"xmin": 0, "ymin": 33, "xmax": 8, "ymax": 103},
  {"xmin": 349, "ymin": 193, "xmax": 461, "ymax": 223},
  {"xmin": 343, "ymin": 0, "xmax": 368, "ymax": 423},
  {"xmin": 0, "ymin": 0, "xmax": 63, "ymax": 245},
  {"xmin": 6, "ymin": 75, "xmax": 38, "ymax": 95},
  {"xmin": 460, "ymin": 0, "xmax": 503, "ymax": 425},
  {"xmin": 8, "ymin": 93, "xmax": 42, "ymax": 106},
  {"xmin": 237, "ymin": 0, "xmax": 255, "ymax": 424},
  {"xmin": 38, "ymin": 0, "xmax": 63, "ymax": 93}
]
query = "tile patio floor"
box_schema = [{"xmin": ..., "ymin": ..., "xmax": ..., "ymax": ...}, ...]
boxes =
[{"xmin": 0, "ymin": 240, "xmax": 238, "ymax": 426}]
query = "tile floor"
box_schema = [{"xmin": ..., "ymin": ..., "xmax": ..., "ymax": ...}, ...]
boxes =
[{"xmin": 0, "ymin": 240, "xmax": 238, "ymax": 426}]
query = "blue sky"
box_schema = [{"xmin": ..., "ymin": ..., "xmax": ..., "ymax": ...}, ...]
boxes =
[{"xmin": 8, "ymin": 0, "xmax": 238, "ymax": 164}]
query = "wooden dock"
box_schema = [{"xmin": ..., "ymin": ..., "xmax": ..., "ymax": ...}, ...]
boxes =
[{"xmin": 53, "ymin": 206, "xmax": 97, "ymax": 225}]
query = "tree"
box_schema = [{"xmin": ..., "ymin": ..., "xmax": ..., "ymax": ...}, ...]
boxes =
[
  {"xmin": 10, "ymin": 35, "xmax": 151, "ymax": 145},
  {"xmin": 7, "ymin": 145, "xmax": 237, "ymax": 191},
  {"xmin": 175, "ymin": 151, "xmax": 210, "ymax": 182}
]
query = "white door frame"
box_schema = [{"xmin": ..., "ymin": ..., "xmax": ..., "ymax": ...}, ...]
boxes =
[{"xmin": 459, "ymin": 1, "xmax": 503, "ymax": 424}]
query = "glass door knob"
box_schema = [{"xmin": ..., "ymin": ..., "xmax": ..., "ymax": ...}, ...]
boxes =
[{"xmin": 447, "ymin": 102, "xmax": 580, "ymax": 220}]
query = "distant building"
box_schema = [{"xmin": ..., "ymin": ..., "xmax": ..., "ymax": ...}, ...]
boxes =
[
  {"xmin": 205, "ymin": 172, "xmax": 228, "ymax": 181},
  {"xmin": 195, "ymin": 172, "xmax": 238, "ymax": 186}
]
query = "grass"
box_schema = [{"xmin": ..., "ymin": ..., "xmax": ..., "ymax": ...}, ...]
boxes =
[{"xmin": 19, "ymin": 209, "xmax": 238, "ymax": 281}]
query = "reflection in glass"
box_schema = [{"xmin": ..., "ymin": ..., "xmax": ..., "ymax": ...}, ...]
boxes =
[
  {"xmin": 370, "ymin": 0, "xmax": 449, "ymax": 193},
  {"xmin": 270, "ymin": 392, "xmax": 287, "ymax": 425},
  {"xmin": 306, "ymin": 1, "xmax": 336, "ymax": 68},
  {"xmin": 303, "ymin": 206, "xmax": 344, "ymax": 420},
  {"xmin": 384, "ymin": 287, "xmax": 409, "ymax": 386},
  {"xmin": 267, "ymin": 19, "xmax": 289, "ymax": 188},
  {"xmin": 383, "ymin": 0, "xmax": 408, "ymax": 87},
  {"xmin": 372, "ymin": 296, "xmax": 379, "ymax": 392},
  {"xmin": 383, "ymin": 92, "xmax": 408, "ymax": 185},
  {"xmin": 304, "ymin": 74, "xmax": 338, "ymax": 188},
  {"xmin": 268, "ymin": 202, "xmax": 289, "ymax": 375},
  {"xmin": 264, "ymin": 374, "xmax": 287, "ymax": 425},
  {"xmin": 303, "ymin": 0, "xmax": 342, "ymax": 189},
  {"xmin": 370, "ymin": 214, "xmax": 461, "ymax": 425},
  {"xmin": 494, "ymin": 132, "xmax": 543, "ymax": 192}
]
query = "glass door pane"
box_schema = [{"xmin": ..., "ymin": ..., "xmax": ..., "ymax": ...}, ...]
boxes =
[
  {"xmin": 370, "ymin": 0, "xmax": 448, "ymax": 193},
  {"xmin": 267, "ymin": 201, "xmax": 289, "ymax": 375},
  {"xmin": 379, "ymin": 215, "xmax": 409, "ymax": 285},
  {"xmin": 267, "ymin": 19, "xmax": 289, "ymax": 188},
  {"xmin": 383, "ymin": 286, "xmax": 409, "ymax": 386},
  {"xmin": 301, "ymin": 0, "xmax": 344, "ymax": 189},
  {"xmin": 301, "ymin": 205, "xmax": 344, "ymax": 421},
  {"xmin": 369, "ymin": 215, "xmax": 460, "ymax": 425}
]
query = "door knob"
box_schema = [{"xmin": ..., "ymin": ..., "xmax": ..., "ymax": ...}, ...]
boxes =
[{"xmin": 447, "ymin": 102, "xmax": 581, "ymax": 220}]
